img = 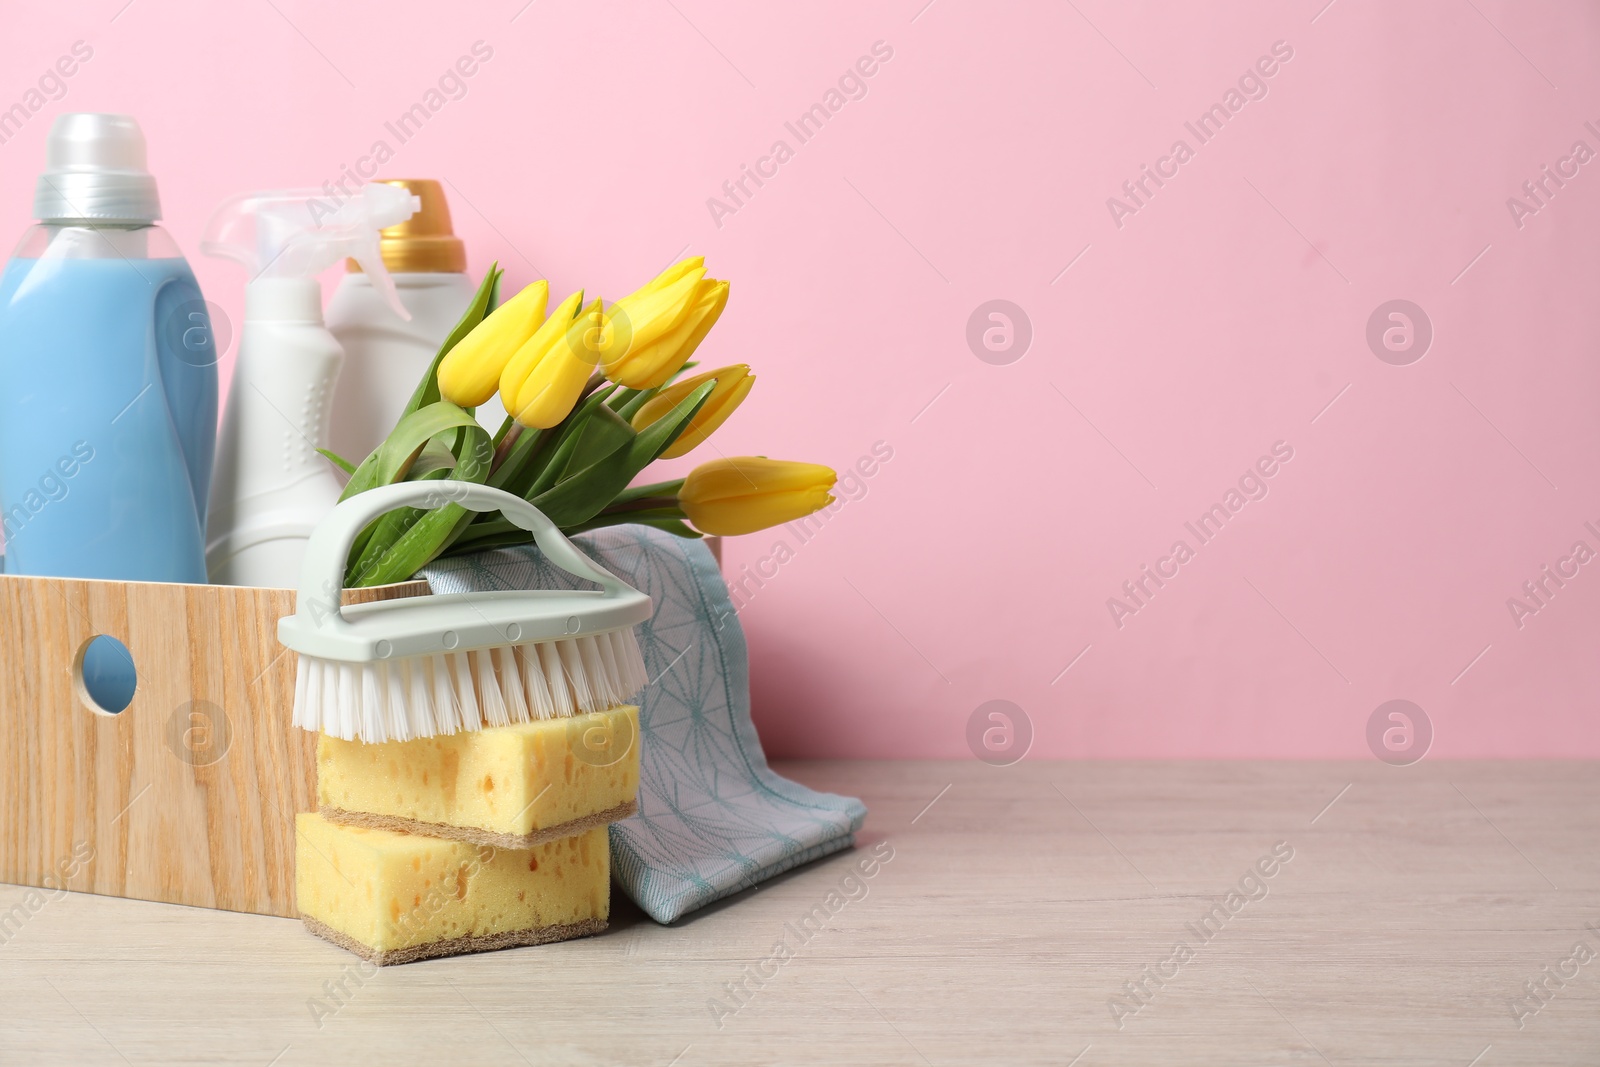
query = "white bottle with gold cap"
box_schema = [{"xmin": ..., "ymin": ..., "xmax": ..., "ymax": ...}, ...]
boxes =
[{"xmin": 326, "ymin": 179, "xmax": 507, "ymax": 465}]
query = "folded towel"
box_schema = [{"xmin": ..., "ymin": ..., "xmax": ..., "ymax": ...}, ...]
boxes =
[{"xmin": 424, "ymin": 524, "xmax": 867, "ymax": 924}]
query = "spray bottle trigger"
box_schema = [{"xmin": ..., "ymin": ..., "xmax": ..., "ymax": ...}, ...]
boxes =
[{"xmin": 353, "ymin": 190, "xmax": 422, "ymax": 323}]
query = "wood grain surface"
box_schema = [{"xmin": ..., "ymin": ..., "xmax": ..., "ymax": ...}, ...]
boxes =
[
  {"xmin": 0, "ymin": 573, "xmax": 427, "ymax": 919},
  {"xmin": 0, "ymin": 759, "xmax": 1595, "ymax": 1065}
]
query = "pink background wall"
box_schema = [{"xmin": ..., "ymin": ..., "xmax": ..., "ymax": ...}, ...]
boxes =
[{"xmin": 3, "ymin": 1, "xmax": 1597, "ymax": 759}]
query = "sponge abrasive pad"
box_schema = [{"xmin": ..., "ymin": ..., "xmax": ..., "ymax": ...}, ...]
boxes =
[
  {"xmin": 295, "ymin": 813, "xmax": 609, "ymax": 965},
  {"xmin": 316, "ymin": 706, "xmax": 640, "ymax": 846}
]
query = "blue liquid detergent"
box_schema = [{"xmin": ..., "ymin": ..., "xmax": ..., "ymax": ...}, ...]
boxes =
[{"xmin": 0, "ymin": 254, "xmax": 217, "ymax": 582}]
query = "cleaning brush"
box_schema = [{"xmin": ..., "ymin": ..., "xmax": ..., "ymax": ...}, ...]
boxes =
[{"xmin": 279, "ymin": 482, "xmax": 653, "ymax": 743}]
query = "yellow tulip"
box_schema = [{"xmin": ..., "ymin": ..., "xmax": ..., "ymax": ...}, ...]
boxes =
[
  {"xmin": 631, "ymin": 364, "xmax": 754, "ymax": 459},
  {"xmin": 679, "ymin": 457, "xmax": 836, "ymax": 536},
  {"xmin": 437, "ymin": 279, "xmax": 548, "ymax": 407},
  {"xmin": 498, "ymin": 291, "xmax": 596, "ymax": 429},
  {"xmin": 610, "ymin": 262, "xmax": 704, "ymax": 346},
  {"xmin": 626, "ymin": 279, "xmax": 729, "ymax": 386},
  {"xmin": 600, "ymin": 258, "xmax": 730, "ymax": 389},
  {"xmin": 651, "ymin": 255, "xmax": 705, "ymax": 289},
  {"xmin": 565, "ymin": 297, "xmax": 613, "ymax": 368}
]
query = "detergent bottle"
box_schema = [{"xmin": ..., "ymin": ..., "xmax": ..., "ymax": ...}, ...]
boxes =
[{"xmin": 0, "ymin": 113, "xmax": 217, "ymax": 582}]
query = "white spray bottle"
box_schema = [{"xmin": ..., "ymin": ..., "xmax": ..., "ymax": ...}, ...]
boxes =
[{"xmin": 202, "ymin": 184, "xmax": 419, "ymax": 587}]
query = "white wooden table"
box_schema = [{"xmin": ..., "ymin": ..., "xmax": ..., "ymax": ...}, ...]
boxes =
[{"xmin": 2, "ymin": 760, "xmax": 1595, "ymax": 1065}]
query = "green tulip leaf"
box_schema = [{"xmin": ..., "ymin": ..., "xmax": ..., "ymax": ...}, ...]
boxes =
[
  {"xmin": 561, "ymin": 405, "xmax": 634, "ymax": 478},
  {"xmin": 350, "ymin": 501, "xmax": 477, "ymax": 586},
  {"xmin": 527, "ymin": 444, "xmax": 635, "ymax": 528},
  {"xmin": 409, "ymin": 437, "xmax": 461, "ymax": 479},
  {"xmin": 344, "ymin": 469, "xmax": 450, "ymax": 585},
  {"xmin": 528, "ymin": 380, "xmax": 714, "ymax": 529},
  {"xmin": 398, "ymin": 263, "xmax": 502, "ymax": 419},
  {"xmin": 520, "ymin": 386, "xmax": 620, "ymax": 500},
  {"xmin": 440, "ymin": 520, "xmax": 531, "ymax": 557},
  {"xmin": 339, "ymin": 402, "xmax": 485, "ymax": 502},
  {"xmin": 631, "ymin": 378, "xmax": 716, "ymax": 465},
  {"xmin": 345, "ymin": 427, "xmax": 480, "ymax": 575},
  {"xmin": 485, "ymin": 426, "xmax": 552, "ymax": 501},
  {"xmin": 611, "ymin": 361, "xmax": 700, "ymax": 419},
  {"xmin": 317, "ymin": 447, "xmax": 357, "ymax": 475},
  {"xmin": 450, "ymin": 420, "xmax": 494, "ymax": 475},
  {"xmin": 345, "ymin": 420, "xmax": 494, "ymax": 586},
  {"xmin": 606, "ymin": 387, "xmax": 643, "ymax": 413},
  {"xmin": 450, "ymin": 514, "xmax": 517, "ymax": 547}
]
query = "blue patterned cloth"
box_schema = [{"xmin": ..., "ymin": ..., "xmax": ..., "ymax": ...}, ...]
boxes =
[{"xmin": 423, "ymin": 525, "xmax": 867, "ymax": 924}]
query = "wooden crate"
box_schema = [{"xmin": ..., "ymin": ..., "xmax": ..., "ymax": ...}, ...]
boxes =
[{"xmin": 0, "ymin": 573, "xmax": 427, "ymax": 918}]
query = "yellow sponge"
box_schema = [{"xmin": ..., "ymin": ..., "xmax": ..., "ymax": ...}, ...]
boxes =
[
  {"xmin": 317, "ymin": 706, "xmax": 639, "ymax": 848},
  {"xmin": 295, "ymin": 813, "xmax": 609, "ymax": 965}
]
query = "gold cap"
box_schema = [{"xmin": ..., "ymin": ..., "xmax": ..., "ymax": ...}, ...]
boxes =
[{"xmin": 346, "ymin": 178, "xmax": 466, "ymax": 274}]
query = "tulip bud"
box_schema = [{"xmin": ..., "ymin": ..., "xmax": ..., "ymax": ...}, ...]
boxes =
[
  {"xmin": 653, "ymin": 255, "xmax": 705, "ymax": 287},
  {"xmin": 631, "ymin": 364, "xmax": 754, "ymax": 458},
  {"xmin": 611, "ymin": 266, "xmax": 705, "ymax": 349},
  {"xmin": 566, "ymin": 297, "xmax": 613, "ymax": 369},
  {"xmin": 497, "ymin": 290, "xmax": 595, "ymax": 429},
  {"xmin": 600, "ymin": 257, "xmax": 730, "ymax": 389},
  {"xmin": 437, "ymin": 279, "xmax": 549, "ymax": 407},
  {"xmin": 679, "ymin": 457, "xmax": 836, "ymax": 536}
]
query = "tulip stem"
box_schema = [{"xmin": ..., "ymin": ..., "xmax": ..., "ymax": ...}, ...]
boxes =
[
  {"xmin": 600, "ymin": 495, "xmax": 679, "ymax": 515},
  {"xmin": 610, "ymin": 478, "xmax": 685, "ymax": 506},
  {"xmin": 565, "ymin": 512, "xmax": 698, "ymax": 538},
  {"xmin": 490, "ymin": 421, "xmax": 522, "ymax": 473}
]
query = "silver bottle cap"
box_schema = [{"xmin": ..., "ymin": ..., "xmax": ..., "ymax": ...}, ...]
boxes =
[{"xmin": 33, "ymin": 113, "xmax": 162, "ymax": 223}]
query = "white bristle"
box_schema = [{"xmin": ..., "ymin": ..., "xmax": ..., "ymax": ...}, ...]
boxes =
[
  {"xmin": 293, "ymin": 656, "xmax": 312, "ymax": 730},
  {"xmin": 612, "ymin": 629, "xmax": 649, "ymax": 693},
  {"xmin": 475, "ymin": 648, "xmax": 508, "ymax": 727},
  {"xmin": 367, "ymin": 664, "xmax": 386, "ymax": 741},
  {"xmin": 518, "ymin": 643, "xmax": 554, "ymax": 720},
  {"xmin": 591, "ymin": 634, "xmax": 620, "ymax": 707},
  {"xmin": 350, "ymin": 663, "xmax": 378, "ymax": 742},
  {"xmin": 379, "ymin": 668, "xmax": 409, "ymax": 742},
  {"xmin": 291, "ymin": 625, "xmax": 651, "ymax": 743},
  {"xmin": 576, "ymin": 636, "xmax": 609, "ymax": 707},
  {"xmin": 557, "ymin": 639, "xmax": 593, "ymax": 712},
  {"xmin": 452, "ymin": 651, "xmax": 480, "ymax": 731},
  {"xmin": 497, "ymin": 645, "xmax": 529, "ymax": 722},
  {"xmin": 605, "ymin": 632, "xmax": 637, "ymax": 703},
  {"xmin": 320, "ymin": 661, "xmax": 339, "ymax": 736},
  {"xmin": 408, "ymin": 659, "xmax": 432, "ymax": 739},
  {"xmin": 405, "ymin": 660, "xmax": 434, "ymax": 739},
  {"xmin": 540, "ymin": 641, "xmax": 573, "ymax": 717},
  {"xmin": 430, "ymin": 656, "xmax": 461, "ymax": 735},
  {"xmin": 607, "ymin": 633, "xmax": 637, "ymax": 705}
]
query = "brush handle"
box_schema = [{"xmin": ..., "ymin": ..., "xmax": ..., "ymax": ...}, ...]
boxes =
[{"xmin": 295, "ymin": 481, "xmax": 637, "ymax": 628}]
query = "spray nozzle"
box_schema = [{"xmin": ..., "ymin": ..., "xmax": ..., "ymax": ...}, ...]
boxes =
[{"xmin": 201, "ymin": 183, "xmax": 420, "ymax": 320}]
